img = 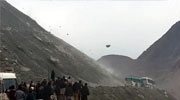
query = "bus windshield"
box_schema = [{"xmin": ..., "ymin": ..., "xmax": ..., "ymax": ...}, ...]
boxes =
[{"xmin": 3, "ymin": 79, "xmax": 17, "ymax": 90}]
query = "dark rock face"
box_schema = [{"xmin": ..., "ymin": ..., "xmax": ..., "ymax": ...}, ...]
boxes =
[{"xmin": 0, "ymin": 1, "xmax": 118, "ymax": 84}]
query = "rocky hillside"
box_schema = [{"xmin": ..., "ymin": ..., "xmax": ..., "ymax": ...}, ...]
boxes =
[
  {"xmin": 136, "ymin": 21, "xmax": 180, "ymax": 75},
  {"xmin": 97, "ymin": 21, "xmax": 180, "ymax": 99},
  {"xmin": 135, "ymin": 21, "xmax": 180, "ymax": 99},
  {"xmin": 0, "ymin": 1, "xmax": 120, "ymax": 85},
  {"xmin": 98, "ymin": 55, "xmax": 135, "ymax": 79},
  {"xmin": 0, "ymin": 1, "xmax": 178, "ymax": 99},
  {"xmin": 89, "ymin": 86, "xmax": 176, "ymax": 100}
]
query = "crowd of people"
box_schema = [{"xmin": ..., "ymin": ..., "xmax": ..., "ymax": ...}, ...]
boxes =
[{"xmin": 6, "ymin": 76, "xmax": 90, "ymax": 100}]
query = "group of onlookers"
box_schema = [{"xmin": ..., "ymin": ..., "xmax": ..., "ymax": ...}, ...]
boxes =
[{"xmin": 6, "ymin": 76, "xmax": 90, "ymax": 100}]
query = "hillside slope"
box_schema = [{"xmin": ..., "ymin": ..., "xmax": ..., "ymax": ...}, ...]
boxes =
[
  {"xmin": 137, "ymin": 21, "xmax": 180, "ymax": 73},
  {"xmin": 0, "ymin": 1, "xmax": 119, "ymax": 85},
  {"xmin": 98, "ymin": 21, "xmax": 180, "ymax": 99},
  {"xmin": 89, "ymin": 86, "xmax": 176, "ymax": 100},
  {"xmin": 98, "ymin": 55, "xmax": 135, "ymax": 78},
  {"xmin": 135, "ymin": 21, "xmax": 180, "ymax": 99}
]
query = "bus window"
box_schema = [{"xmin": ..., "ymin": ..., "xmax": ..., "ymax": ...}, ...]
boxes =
[
  {"xmin": 148, "ymin": 79, "xmax": 155, "ymax": 84},
  {"xmin": 3, "ymin": 79, "xmax": 17, "ymax": 90}
]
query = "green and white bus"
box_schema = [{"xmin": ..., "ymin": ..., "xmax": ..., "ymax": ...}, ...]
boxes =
[{"xmin": 125, "ymin": 76, "xmax": 155, "ymax": 88}]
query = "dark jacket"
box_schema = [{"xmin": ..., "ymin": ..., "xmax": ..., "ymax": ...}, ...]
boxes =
[
  {"xmin": 36, "ymin": 86, "xmax": 44, "ymax": 99},
  {"xmin": 72, "ymin": 82, "xmax": 78, "ymax": 93},
  {"xmin": 15, "ymin": 89, "xmax": 26, "ymax": 100},
  {"xmin": 26, "ymin": 93, "xmax": 36, "ymax": 100},
  {"xmin": 7, "ymin": 89, "xmax": 16, "ymax": 100},
  {"xmin": 81, "ymin": 86, "xmax": 89, "ymax": 96},
  {"xmin": 65, "ymin": 86, "xmax": 73, "ymax": 96},
  {"xmin": 43, "ymin": 85, "xmax": 53, "ymax": 100}
]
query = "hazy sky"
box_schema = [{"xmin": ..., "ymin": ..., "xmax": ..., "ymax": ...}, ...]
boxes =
[{"xmin": 6, "ymin": 0, "xmax": 180, "ymax": 60}]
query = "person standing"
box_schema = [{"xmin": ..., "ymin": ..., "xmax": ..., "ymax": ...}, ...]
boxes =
[
  {"xmin": 65, "ymin": 83, "xmax": 73, "ymax": 100},
  {"xmin": 15, "ymin": 85, "xmax": 26, "ymax": 100},
  {"xmin": 44, "ymin": 81, "xmax": 54, "ymax": 100},
  {"xmin": 26, "ymin": 87, "xmax": 36, "ymax": 100},
  {"xmin": 60, "ymin": 78, "xmax": 66, "ymax": 100},
  {"xmin": 36, "ymin": 82, "xmax": 45, "ymax": 100},
  {"xmin": 55, "ymin": 77, "xmax": 61, "ymax": 100},
  {"xmin": 7, "ymin": 85, "xmax": 16, "ymax": 100},
  {"xmin": 80, "ymin": 83, "xmax": 89, "ymax": 100},
  {"xmin": 73, "ymin": 82, "xmax": 78, "ymax": 100},
  {"xmin": 51, "ymin": 70, "xmax": 55, "ymax": 81},
  {"xmin": 77, "ymin": 80, "xmax": 83, "ymax": 100}
]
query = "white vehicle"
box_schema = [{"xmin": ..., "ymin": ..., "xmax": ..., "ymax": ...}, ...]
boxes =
[
  {"xmin": 0, "ymin": 73, "xmax": 17, "ymax": 91},
  {"xmin": 141, "ymin": 77, "xmax": 155, "ymax": 88},
  {"xmin": 0, "ymin": 68, "xmax": 18, "ymax": 100}
]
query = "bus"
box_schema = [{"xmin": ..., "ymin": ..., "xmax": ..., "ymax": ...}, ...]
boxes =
[
  {"xmin": 0, "ymin": 68, "xmax": 18, "ymax": 100},
  {"xmin": 125, "ymin": 76, "xmax": 143, "ymax": 87},
  {"xmin": 141, "ymin": 77, "xmax": 155, "ymax": 88},
  {"xmin": 125, "ymin": 76, "xmax": 155, "ymax": 88}
]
